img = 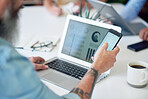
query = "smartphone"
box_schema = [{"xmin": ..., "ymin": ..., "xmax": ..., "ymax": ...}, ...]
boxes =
[
  {"xmin": 127, "ymin": 41, "xmax": 148, "ymax": 52},
  {"xmin": 98, "ymin": 29, "xmax": 122, "ymax": 51}
]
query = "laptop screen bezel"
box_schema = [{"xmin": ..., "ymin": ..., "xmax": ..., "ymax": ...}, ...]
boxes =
[{"xmin": 58, "ymin": 15, "xmax": 121, "ymax": 68}]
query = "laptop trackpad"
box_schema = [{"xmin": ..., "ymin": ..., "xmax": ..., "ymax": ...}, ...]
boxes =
[
  {"xmin": 42, "ymin": 70, "xmax": 70, "ymax": 84},
  {"xmin": 42, "ymin": 69, "xmax": 80, "ymax": 90}
]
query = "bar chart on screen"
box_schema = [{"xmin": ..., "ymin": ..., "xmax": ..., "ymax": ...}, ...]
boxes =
[{"xmin": 86, "ymin": 48, "xmax": 95, "ymax": 62}]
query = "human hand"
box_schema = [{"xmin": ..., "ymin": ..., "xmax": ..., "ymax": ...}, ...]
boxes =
[
  {"xmin": 139, "ymin": 27, "xmax": 148, "ymax": 41},
  {"xmin": 28, "ymin": 57, "xmax": 49, "ymax": 70},
  {"xmin": 49, "ymin": 5, "xmax": 63, "ymax": 16},
  {"xmin": 44, "ymin": 0, "xmax": 62, "ymax": 16},
  {"xmin": 91, "ymin": 42, "xmax": 120, "ymax": 75}
]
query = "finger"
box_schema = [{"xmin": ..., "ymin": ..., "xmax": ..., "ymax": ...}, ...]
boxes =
[
  {"xmin": 139, "ymin": 31, "xmax": 143, "ymax": 39},
  {"xmin": 112, "ymin": 46, "xmax": 120, "ymax": 55},
  {"xmin": 34, "ymin": 64, "xmax": 48, "ymax": 70},
  {"xmin": 139, "ymin": 28, "xmax": 145, "ymax": 40},
  {"xmin": 144, "ymin": 32, "xmax": 148, "ymax": 40},
  {"xmin": 91, "ymin": 57, "xmax": 94, "ymax": 61},
  {"xmin": 143, "ymin": 32, "xmax": 146, "ymax": 40},
  {"xmin": 142, "ymin": 32, "xmax": 145, "ymax": 40},
  {"xmin": 100, "ymin": 42, "xmax": 108, "ymax": 51},
  {"xmin": 34, "ymin": 57, "xmax": 45, "ymax": 63},
  {"xmin": 146, "ymin": 32, "xmax": 148, "ymax": 40},
  {"xmin": 55, "ymin": 11, "xmax": 62, "ymax": 16}
]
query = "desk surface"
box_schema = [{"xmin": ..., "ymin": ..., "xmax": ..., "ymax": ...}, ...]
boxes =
[{"xmin": 17, "ymin": 5, "xmax": 148, "ymax": 99}]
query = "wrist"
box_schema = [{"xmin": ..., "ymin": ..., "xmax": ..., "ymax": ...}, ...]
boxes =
[
  {"xmin": 91, "ymin": 63, "xmax": 102, "ymax": 75},
  {"xmin": 90, "ymin": 68, "xmax": 99, "ymax": 77},
  {"xmin": 87, "ymin": 67, "xmax": 100, "ymax": 78}
]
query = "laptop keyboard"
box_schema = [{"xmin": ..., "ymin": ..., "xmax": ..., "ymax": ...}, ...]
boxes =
[{"xmin": 46, "ymin": 59, "xmax": 88, "ymax": 80}]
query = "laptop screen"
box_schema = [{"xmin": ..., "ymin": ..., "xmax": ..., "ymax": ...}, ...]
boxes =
[{"xmin": 61, "ymin": 19, "xmax": 109, "ymax": 63}]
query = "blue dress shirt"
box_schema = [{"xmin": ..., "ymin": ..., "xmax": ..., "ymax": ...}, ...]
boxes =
[
  {"xmin": 119, "ymin": 0, "xmax": 146, "ymax": 22},
  {"xmin": 0, "ymin": 38, "xmax": 80, "ymax": 99}
]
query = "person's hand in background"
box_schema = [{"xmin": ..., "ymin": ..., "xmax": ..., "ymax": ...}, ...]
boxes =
[
  {"xmin": 139, "ymin": 27, "xmax": 148, "ymax": 41},
  {"xmin": 28, "ymin": 57, "xmax": 49, "ymax": 70},
  {"xmin": 43, "ymin": 0, "xmax": 107, "ymax": 16},
  {"xmin": 44, "ymin": 0, "xmax": 62, "ymax": 16},
  {"xmin": 49, "ymin": 5, "xmax": 62, "ymax": 16}
]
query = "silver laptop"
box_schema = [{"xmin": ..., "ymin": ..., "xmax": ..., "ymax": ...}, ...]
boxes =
[
  {"xmin": 37, "ymin": 15, "xmax": 121, "ymax": 91},
  {"xmin": 88, "ymin": 0, "xmax": 147, "ymax": 35}
]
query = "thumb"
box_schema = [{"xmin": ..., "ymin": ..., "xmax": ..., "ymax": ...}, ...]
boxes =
[
  {"xmin": 100, "ymin": 42, "xmax": 108, "ymax": 51},
  {"xmin": 112, "ymin": 46, "xmax": 120, "ymax": 55},
  {"xmin": 34, "ymin": 64, "xmax": 49, "ymax": 70},
  {"xmin": 94, "ymin": 42, "xmax": 108, "ymax": 58}
]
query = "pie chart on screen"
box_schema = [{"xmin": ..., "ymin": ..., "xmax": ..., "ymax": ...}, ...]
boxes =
[{"xmin": 91, "ymin": 31, "xmax": 101, "ymax": 42}]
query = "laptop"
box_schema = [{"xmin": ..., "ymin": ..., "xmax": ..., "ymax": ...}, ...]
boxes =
[
  {"xmin": 37, "ymin": 15, "xmax": 121, "ymax": 91},
  {"xmin": 88, "ymin": 0, "xmax": 147, "ymax": 35}
]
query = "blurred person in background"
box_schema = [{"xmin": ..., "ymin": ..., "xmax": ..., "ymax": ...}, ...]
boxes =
[
  {"xmin": 119, "ymin": 0, "xmax": 147, "ymax": 22},
  {"xmin": 101, "ymin": 0, "xmax": 147, "ymax": 22},
  {"xmin": 22, "ymin": 0, "xmax": 148, "ymax": 22},
  {"xmin": 44, "ymin": 0, "xmax": 81, "ymax": 16},
  {"xmin": 101, "ymin": 0, "xmax": 148, "ymax": 40},
  {"xmin": 115, "ymin": 0, "xmax": 148, "ymax": 40},
  {"xmin": 43, "ymin": 0, "xmax": 112, "ymax": 16},
  {"xmin": 22, "ymin": 0, "xmax": 106, "ymax": 16},
  {"xmin": 22, "ymin": 0, "xmax": 87, "ymax": 16},
  {"xmin": 44, "ymin": 0, "xmax": 108, "ymax": 16}
]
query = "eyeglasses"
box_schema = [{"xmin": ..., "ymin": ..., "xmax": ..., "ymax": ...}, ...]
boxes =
[{"xmin": 31, "ymin": 41, "xmax": 56, "ymax": 52}]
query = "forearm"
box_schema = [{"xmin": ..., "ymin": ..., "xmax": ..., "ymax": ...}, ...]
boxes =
[
  {"xmin": 70, "ymin": 68, "xmax": 99, "ymax": 99},
  {"xmin": 70, "ymin": 42, "xmax": 119, "ymax": 99}
]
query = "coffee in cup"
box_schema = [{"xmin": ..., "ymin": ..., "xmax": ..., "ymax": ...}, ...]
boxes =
[{"xmin": 127, "ymin": 61, "xmax": 148, "ymax": 88}]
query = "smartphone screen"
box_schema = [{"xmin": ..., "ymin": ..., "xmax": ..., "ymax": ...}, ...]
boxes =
[
  {"xmin": 127, "ymin": 41, "xmax": 148, "ymax": 52},
  {"xmin": 98, "ymin": 29, "xmax": 122, "ymax": 51}
]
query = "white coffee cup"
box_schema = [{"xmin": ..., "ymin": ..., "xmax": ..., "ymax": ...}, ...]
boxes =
[{"xmin": 127, "ymin": 61, "xmax": 148, "ymax": 88}]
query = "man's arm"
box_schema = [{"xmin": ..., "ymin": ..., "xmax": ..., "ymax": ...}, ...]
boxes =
[
  {"xmin": 119, "ymin": 0, "xmax": 146, "ymax": 22},
  {"xmin": 70, "ymin": 68, "xmax": 98, "ymax": 99},
  {"xmin": 71, "ymin": 42, "xmax": 120, "ymax": 99}
]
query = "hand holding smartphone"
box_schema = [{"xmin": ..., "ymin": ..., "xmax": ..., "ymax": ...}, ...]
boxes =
[{"xmin": 98, "ymin": 29, "xmax": 122, "ymax": 51}]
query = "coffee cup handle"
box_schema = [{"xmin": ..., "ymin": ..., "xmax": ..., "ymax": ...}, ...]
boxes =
[{"xmin": 140, "ymin": 71, "xmax": 148, "ymax": 83}]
